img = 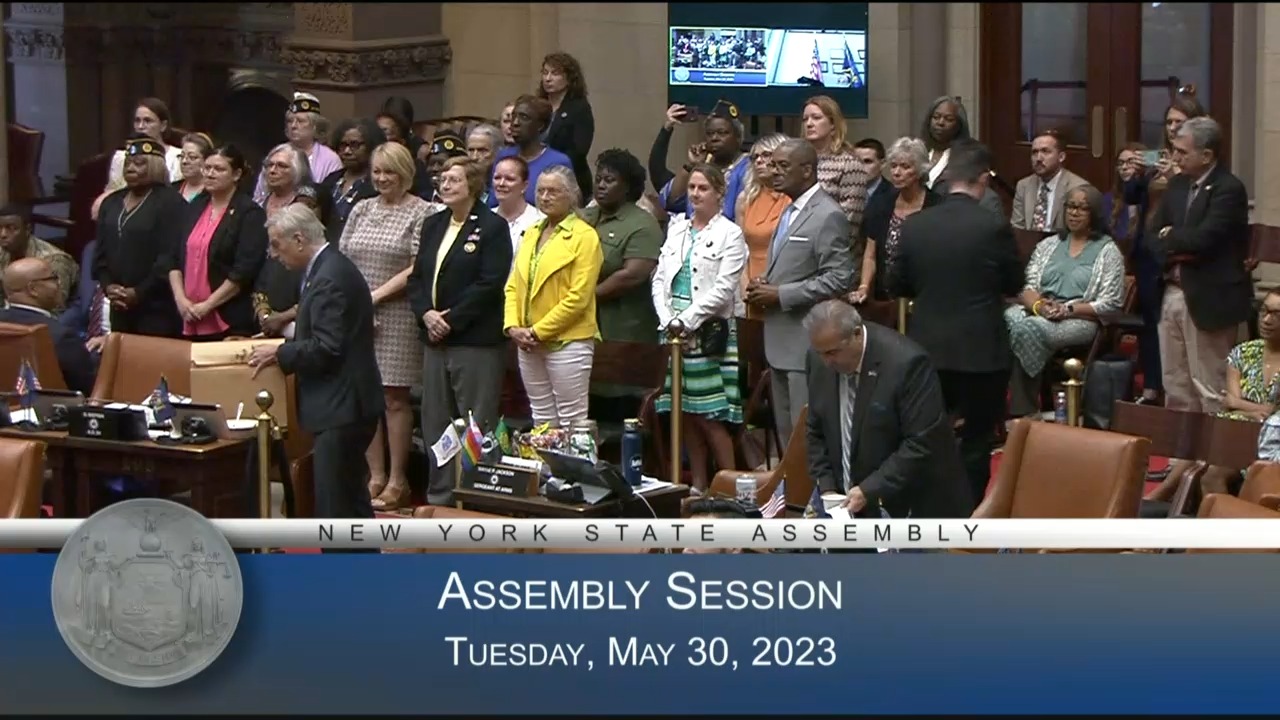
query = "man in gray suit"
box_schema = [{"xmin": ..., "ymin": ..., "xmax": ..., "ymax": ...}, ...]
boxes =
[{"xmin": 746, "ymin": 138, "xmax": 855, "ymax": 447}]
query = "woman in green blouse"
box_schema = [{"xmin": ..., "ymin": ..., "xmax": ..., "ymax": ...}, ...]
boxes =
[{"xmin": 581, "ymin": 149, "xmax": 663, "ymax": 414}]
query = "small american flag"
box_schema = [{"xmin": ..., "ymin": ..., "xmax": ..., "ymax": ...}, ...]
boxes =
[
  {"xmin": 15, "ymin": 359, "xmax": 41, "ymax": 408},
  {"xmin": 809, "ymin": 39, "xmax": 824, "ymax": 84},
  {"xmin": 760, "ymin": 482, "xmax": 786, "ymax": 518}
]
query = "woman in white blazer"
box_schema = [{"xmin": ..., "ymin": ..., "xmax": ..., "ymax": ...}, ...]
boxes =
[{"xmin": 651, "ymin": 163, "xmax": 747, "ymax": 493}]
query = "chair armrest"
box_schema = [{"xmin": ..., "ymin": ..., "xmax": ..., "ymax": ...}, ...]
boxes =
[{"xmin": 1098, "ymin": 311, "xmax": 1143, "ymax": 329}]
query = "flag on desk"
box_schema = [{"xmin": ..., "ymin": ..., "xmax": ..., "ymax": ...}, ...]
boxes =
[
  {"xmin": 431, "ymin": 423, "xmax": 461, "ymax": 468},
  {"xmin": 15, "ymin": 359, "xmax": 41, "ymax": 408},
  {"xmin": 461, "ymin": 412, "xmax": 485, "ymax": 471},
  {"xmin": 760, "ymin": 483, "xmax": 786, "ymax": 518},
  {"xmin": 153, "ymin": 376, "xmax": 176, "ymax": 423}
]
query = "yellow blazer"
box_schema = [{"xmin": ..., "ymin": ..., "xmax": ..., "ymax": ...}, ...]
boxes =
[{"xmin": 503, "ymin": 212, "xmax": 604, "ymax": 343}]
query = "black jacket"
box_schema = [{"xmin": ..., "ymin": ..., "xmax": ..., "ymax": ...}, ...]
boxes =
[
  {"xmin": 860, "ymin": 186, "xmax": 943, "ymax": 299},
  {"xmin": 0, "ymin": 304, "xmax": 97, "ymax": 395},
  {"xmin": 168, "ymin": 191, "xmax": 268, "ymax": 336},
  {"xmin": 406, "ymin": 201, "xmax": 513, "ymax": 347},
  {"xmin": 544, "ymin": 95, "xmax": 595, "ymax": 201}
]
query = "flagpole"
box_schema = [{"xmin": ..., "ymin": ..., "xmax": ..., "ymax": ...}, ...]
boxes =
[
  {"xmin": 668, "ymin": 330, "xmax": 684, "ymax": 486},
  {"xmin": 255, "ymin": 390, "xmax": 276, "ymax": 553},
  {"xmin": 452, "ymin": 418, "xmax": 468, "ymax": 510}
]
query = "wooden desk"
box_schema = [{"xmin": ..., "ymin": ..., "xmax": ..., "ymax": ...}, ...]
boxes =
[
  {"xmin": 1111, "ymin": 401, "xmax": 1261, "ymax": 468},
  {"xmin": 454, "ymin": 484, "xmax": 690, "ymax": 519},
  {"xmin": 0, "ymin": 428, "xmax": 254, "ymax": 518}
]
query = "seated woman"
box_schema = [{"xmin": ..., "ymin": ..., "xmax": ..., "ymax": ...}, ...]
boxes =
[
  {"xmin": 1153, "ymin": 290, "xmax": 1280, "ymax": 499},
  {"xmin": 1003, "ymin": 185, "xmax": 1125, "ymax": 417},
  {"xmin": 651, "ymin": 163, "xmax": 746, "ymax": 493}
]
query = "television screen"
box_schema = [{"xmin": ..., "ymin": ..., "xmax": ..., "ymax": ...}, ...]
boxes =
[{"xmin": 667, "ymin": 4, "xmax": 869, "ymax": 118}]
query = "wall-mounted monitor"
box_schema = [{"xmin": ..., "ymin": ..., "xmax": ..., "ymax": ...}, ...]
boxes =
[{"xmin": 667, "ymin": 3, "xmax": 869, "ymax": 118}]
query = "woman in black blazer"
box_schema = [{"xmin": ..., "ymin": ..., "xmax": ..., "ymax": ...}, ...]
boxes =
[
  {"xmin": 406, "ymin": 157, "xmax": 513, "ymax": 506},
  {"xmin": 538, "ymin": 52, "xmax": 595, "ymax": 202},
  {"xmin": 167, "ymin": 144, "xmax": 268, "ymax": 340},
  {"xmin": 852, "ymin": 137, "xmax": 943, "ymax": 302}
]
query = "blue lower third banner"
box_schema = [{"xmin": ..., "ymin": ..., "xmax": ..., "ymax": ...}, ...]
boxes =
[{"xmin": 3, "ymin": 554, "xmax": 1279, "ymax": 714}]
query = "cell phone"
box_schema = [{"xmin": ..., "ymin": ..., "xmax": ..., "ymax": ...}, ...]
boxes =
[
  {"xmin": 1141, "ymin": 149, "xmax": 1162, "ymax": 166},
  {"xmin": 682, "ymin": 106, "xmax": 701, "ymax": 123}
]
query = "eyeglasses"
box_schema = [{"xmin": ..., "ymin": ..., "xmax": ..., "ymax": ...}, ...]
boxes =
[
  {"xmin": 1064, "ymin": 202, "xmax": 1090, "ymax": 213},
  {"xmin": 1261, "ymin": 307, "xmax": 1280, "ymax": 319}
]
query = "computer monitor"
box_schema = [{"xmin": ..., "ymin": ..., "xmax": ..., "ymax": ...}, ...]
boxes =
[
  {"xmin": 31, "ymin": 389, "xmax": 84, "ymax": 427},
  {"xmin": 171, "ymin": 402, "xmax": 237, "ymax": 441}
]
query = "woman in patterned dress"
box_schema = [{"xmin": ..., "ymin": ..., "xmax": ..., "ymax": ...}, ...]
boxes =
[
  {"xmin": 850, "ymin": 136, "xmax": 941, "ymax": 304},
  {"xmin": 1003, "ymin": 185, "xmax": 1126, "ymax": 417},
  {"xmin": 339, "ymin": 142, "xmax": 431, "ymax": 510},
  {"xmin": 652, "ymin": 164, "xmax": 746, "ymax": 492},
  {"xmin": 801, "ymin": 95, "xmax": 869, "ymax": 266}
]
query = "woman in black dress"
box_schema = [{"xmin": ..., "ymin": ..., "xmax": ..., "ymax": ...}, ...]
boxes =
[
  {"xmin": 318, "ymin": 117, "xmax": 384, "ymax": 244},
  {"xmin": 93, "ymin": 135, "xmax": 187, "ymax": 338}
]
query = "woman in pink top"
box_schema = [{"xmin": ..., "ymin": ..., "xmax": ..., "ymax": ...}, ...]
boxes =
[{"xmin": 167, "ymin": 144, "xmax": 269, "ymax": 340}]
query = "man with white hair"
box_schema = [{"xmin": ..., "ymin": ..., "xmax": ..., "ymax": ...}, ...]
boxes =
[
  {"xmin": 803, "ymin": 299, "xmax": 971, "ymax": 519},
  {"xmin": 1148, "ymin": 115, "xmax": 1252, "ymax": 413},
  {"xmin": 249, "ymin": 205, "xmax": 385, "ymax": 534}
]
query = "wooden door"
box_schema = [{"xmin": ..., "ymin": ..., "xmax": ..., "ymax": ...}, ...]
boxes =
[{"xmin": 980, "ymin": 3, "xmax": 1234, "ymax": 199}]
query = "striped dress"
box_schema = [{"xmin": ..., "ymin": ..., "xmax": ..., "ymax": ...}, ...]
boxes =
[{"xmin": 654, "ymin": 226, "xmax": 744, "ymax": 424}]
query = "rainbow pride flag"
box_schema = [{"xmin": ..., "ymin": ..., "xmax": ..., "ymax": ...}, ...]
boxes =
[{"xmin": 461, "ymin": 413, "xmax": 485, "ymax": 470}]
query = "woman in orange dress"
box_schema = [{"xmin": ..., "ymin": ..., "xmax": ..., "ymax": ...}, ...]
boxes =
[{"xmin": 735, "ymin": 133, "xmax": 789, "ymax": 319}]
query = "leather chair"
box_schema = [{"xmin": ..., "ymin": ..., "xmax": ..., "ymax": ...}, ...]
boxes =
[
  {"xmin": 1238, "ymin": 461, "xmax": 1280, "ymax": 504},
  {"xmin": 0, "ymin": 322, "xmax": 68, "ymax": 390},
  {"xmin": 708, "ymin": 406, "xmax": 812, "ymax": 514},
  {"xmin": 383, "ymin": 505, "xmax": 522, "ymax": 554},
  {"xmin": 976, "ymin": 419, "xmax": 1149, "ymax": 519},
  {"xmin": 90, "ymin": 332, "xmax": 192, "ymax": 402},
  {"xmin": 0, "ymin": 436, "xmax": 46, "ymax": 519},
  {"xmin": 288, "ymin": 451, "xmax": 314, "ymax": 518},
  {"xmin": 1187, "ymin": 493, "xmax": 1280, "ymax": 554},
  {"xmin": 7, "ymin": 122, "xmax": 45, "ymax": 206}
]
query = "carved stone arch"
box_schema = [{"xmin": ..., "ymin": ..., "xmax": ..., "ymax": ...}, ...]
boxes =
[{"xmin": 213, "ymin": 70, "xmax": 291, "ymax": 178}]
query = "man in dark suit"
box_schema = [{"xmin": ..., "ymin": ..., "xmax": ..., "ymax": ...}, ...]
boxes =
[
  {"xmin": 1148, "ymin": 116, "xmax": 1252, "ymax": 413},
  {"xmin": 890, "ymin": 139, "xmax": 1023, "ymax": 503},
  {"xmin": 407, "ymin": 157, "xmax": 512, "ymax": 506},
  {"xmin": 0, "ymin": 257, "xmax": 97, "ymax": 394},
  {"xmin": 804, "ymin": 299, "xmax": 972, "ymax": 518},
  {"xmin": 249, "ymin": 205, "xmax": 385, "ymax": 530},
  {"xmin": 853, "ymin": 138, "xmax": 889, "ymax": 206}
]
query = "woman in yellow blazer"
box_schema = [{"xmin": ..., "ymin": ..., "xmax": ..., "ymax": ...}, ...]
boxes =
[{"xmin": 504, "ymin": 165, "xmax": 604, "ymax": 427}]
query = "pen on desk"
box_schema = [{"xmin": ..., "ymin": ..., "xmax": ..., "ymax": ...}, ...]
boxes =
[{"xmin": 235, "ymin": 403, "xmax": 244, "ymax": 422}]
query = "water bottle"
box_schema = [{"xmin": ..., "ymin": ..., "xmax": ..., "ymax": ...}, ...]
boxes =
[
  {"xmin": 1054, "ymin": 391, "xmax": 1067, "ymax": 424},
  {"xmin": 621, "ymin": 418, "xmax": 643, "ymax": 487},
  {"xmin": 736, "ymin": 476, "xmax": 757, "ymax": 507}
]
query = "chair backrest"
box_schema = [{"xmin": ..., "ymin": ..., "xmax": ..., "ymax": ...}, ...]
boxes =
[
  {"xmin": 976, "ymin": 419, "xmax": 1150, "ymax": 518},
  {"xmin": 1188, "ymin": 493, "xmax": 1280, "ymax": 553},
  {"xmin": 7, "ymin": 123, "xmax": 45, "ymax": 204},
  {"xmin": 1239, "ymin": 461, "xmax": 1280, "ymax": 504},
  {"xmin": 91, "ymin": 332, "xmax": 192, "ymax": 402},
  {"xmin": 708, "ymin": 405, "xmax": 811, "ymax": 511},
  {"xmin": 0, "ymin": 436, "xmax": 46, "ymax": 519},
  {"xmin": 63, "ymin": 152, "xmax": 113, "ymax": 262},
  {"xmin": 0, "ymin": 322, "xmax": 68, "ymax": 390}
]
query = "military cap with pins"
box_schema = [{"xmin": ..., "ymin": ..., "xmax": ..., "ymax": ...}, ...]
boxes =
[
  {"xmin": 289, "ymin": 92, "xmax": 321, "ymax": 115},
  {"xmin": 125, "ymin": 136, "xmax": 165, "ymax": 158},
  {"xmin": 709, "ymin": 99, "xmax": 741, "ymax": 121},
  {"xmin": 430, "ymin": 130, "xmax": 468, "ymax": 158}
]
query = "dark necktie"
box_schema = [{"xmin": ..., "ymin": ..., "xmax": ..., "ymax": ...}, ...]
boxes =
[{"xmin": 87, "ymin": 286, "xmax": 106, "ymax": 339}]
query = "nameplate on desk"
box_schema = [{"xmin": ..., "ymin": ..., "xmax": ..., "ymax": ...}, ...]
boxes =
[
  {"xmin": 461, "ymin": 462, "xmax": 540, "ymax": 497},
  {"xmin": 68, "ymin": 405, "xmax": 148, "ymax": 442}
]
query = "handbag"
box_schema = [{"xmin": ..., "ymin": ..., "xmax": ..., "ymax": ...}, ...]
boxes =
[{"xmin": 688, "ymin": 317, "xmax": 729, "ymax": 357}]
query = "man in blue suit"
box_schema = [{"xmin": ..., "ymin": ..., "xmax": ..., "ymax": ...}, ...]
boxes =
[{"xmin": 1, "ymin": 257, "xmax": 97, "ymax": 393}]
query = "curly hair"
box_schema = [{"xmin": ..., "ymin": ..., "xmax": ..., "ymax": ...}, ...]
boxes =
[
  {"xmin": 538, "ymin": 52, "xmax": 589, "ymax": 100},
  {"xmin": 328, "ymin": 117, "xmax": 387, "ymax": 158},
  {"xmin": 594, "ymin": 148, "xmax": 646, "ymax": 203}
]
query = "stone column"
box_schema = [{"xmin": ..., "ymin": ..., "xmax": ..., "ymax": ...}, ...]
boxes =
[{"xmin": 284, "ymin": 2, "xmax": 452, "ymax": 124}]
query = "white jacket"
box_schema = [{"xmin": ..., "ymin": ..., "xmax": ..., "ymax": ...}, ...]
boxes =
[{"xmin": 651, "ymin": 212, "xmax": 746, "ymax": 332}]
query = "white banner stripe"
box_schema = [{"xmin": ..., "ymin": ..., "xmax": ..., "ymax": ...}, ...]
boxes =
[{"xmin": 5, "ymin": 519, "xmax": 1280, "ymax": 550}]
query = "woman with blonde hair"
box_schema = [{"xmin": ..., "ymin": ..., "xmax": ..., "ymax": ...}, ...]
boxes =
[
  {"xmin": 735, "ymin": 132, "xmax": 790, "ymax": 317},
  {"xmin": 801, "ymin": 96, "xmax": 869, "ymax": 257},
  {"xmin": 504, "ymin": 165, "xmax": 604, "ymax": 428},
  {"xmin": 339, "ymin": 141, "xmax": 432, "ymax": 510},
  {"xmin": 653, "ymin": 163, "xmax": 746, "ymax": 492}
]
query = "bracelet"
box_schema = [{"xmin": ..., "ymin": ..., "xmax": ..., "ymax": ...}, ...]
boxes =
[{"xmin": 1031, "ymin": 299, "xmax": 1044, "ymax": 316}]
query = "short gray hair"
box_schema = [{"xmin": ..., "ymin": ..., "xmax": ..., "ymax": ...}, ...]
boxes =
[
  {"xmin": 468, "ymin": 123, "xmax": 503, "ymax": 150},
  {"xmin": 536, "ymin": 165, "xmax": 581, "ymax": 207},
  {"xmin": 265, "ymin": 142, "xmax": 313, "ymax": 189},
  {"xmin": 803, "ymin": 299, "xmax": 864, "ymax": 338},
  {"xmin": 1176, "ymin": 116, "xmax": 1222, "ymax": 156},
  {"xmin": 885, "ymin": 136, "xmax": 930, "ymax": 177},
  {"xmin": 266, "ymin": 203, "xmax": 326, "ymax": 247}
]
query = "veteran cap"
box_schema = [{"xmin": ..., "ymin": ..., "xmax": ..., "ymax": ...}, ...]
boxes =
[
  {"xmin": 709, "ymin": 99, "xmax": 740, "ymax": 121},
  {"xmin": 289, "ymin": 92, "xmax": 321, "ymax": 115},
  {"xmin": 125, "ymin": 136, "xmax": 165, "ymax": 158},
  {"xmin": 430, "ymin": 130, "xmax": 467, "ymax": 158}
]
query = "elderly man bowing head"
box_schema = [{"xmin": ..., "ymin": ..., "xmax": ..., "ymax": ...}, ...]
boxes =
[{"xmin": 248, "ymin": 205, "xmax": 385, "ymax": 535}]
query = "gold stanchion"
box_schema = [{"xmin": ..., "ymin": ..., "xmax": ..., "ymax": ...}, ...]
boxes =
[
  {"xmin": 668, "ymin": 327, "xmax": 684, "ymax": 485},
  {"xmin": 896, "ymin": 298, "xmax": 909, "ymax": 334},
  {"xmin": 255, "ymin": 389, "xmax": 277, "ymax": 553},
  {"xmin": 1063, "ymin": 358, "xmax": 1084, "ymax": 427}
]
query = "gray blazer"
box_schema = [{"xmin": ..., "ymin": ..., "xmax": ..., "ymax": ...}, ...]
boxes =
[
  {"xmin": 761, "ymin": 186, "xmax": 855, "ymax": 372},
  {"xmin": 1010, "ymin": 168, "xmax": 1089, "ymax": 231}
]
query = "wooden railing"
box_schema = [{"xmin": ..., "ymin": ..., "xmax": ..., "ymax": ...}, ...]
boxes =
[{"xmin": 1019, "ymin": 76, "xmax": 1185, "ymax": 140}]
